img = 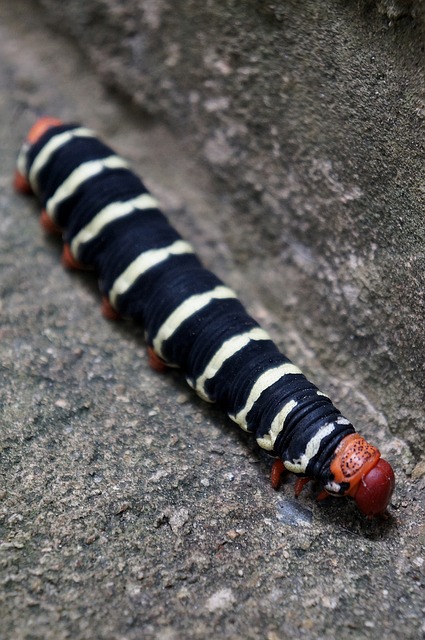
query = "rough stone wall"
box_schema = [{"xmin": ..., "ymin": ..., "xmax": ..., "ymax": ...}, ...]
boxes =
[{"xmin": 33, "ymin": 0, "xmax": 424, "ymax": 454}]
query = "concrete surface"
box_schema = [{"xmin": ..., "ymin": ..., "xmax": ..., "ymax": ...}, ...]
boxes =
[{"xmin": 0, "ymin": 2, "xmax": 424, "ymax": 640}]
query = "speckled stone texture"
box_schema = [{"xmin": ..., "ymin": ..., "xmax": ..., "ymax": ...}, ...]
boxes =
[
  {"xmin": 0, "ymin": 2, "xmax": 424, "ymax": 639},
  {"xmin": 32, "ymin": 0, "xmax": 424, "ymax": 455}
]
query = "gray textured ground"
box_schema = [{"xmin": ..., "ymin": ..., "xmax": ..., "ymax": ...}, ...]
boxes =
[{"xmin": 0, "ymin": 3, "xmax": 424, "ymax": 640}]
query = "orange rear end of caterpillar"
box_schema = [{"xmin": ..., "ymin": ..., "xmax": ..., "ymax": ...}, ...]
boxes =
[{"xmin": 14, "ymin": 117, "xmax": 63, "ymax": 194}]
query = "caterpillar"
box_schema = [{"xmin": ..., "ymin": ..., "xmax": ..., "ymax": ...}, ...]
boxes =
[{"xmin": 14, "ymin": 117, "xmax": 395, "ymax": 518}]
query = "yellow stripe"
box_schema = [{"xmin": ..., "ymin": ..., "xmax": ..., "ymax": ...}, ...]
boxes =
[
  {"xmin": 283, "ymin": 423, "xmax": 336, "ymax": 472},
  {"xmin": 191, "ymin": 327, "xmax": 271, "ymax": 402},
  {"xmin": 29, "ymin": 127, "xmax": 96, "ymax": 193},
  {"xmin": 109, "ymin": 240, "xmax": 195, "ymax": 307},
  {"xmin": 45, "ymin": 155, "xmax": 128, "ymax": 220},
  {"xmin": 153, "ymin": 286, "xmax": 238, "ymax": 360},
  {"xmin": 255, "ymin": 399, "xmax": 298, "ymax": 450},
  {"xmin": 229, "ymin": 363, "xmax": 303, "ymax": 431},
  {"xmin": 70, "ymin": 194, "xmax": 159, "ymax": 257}
]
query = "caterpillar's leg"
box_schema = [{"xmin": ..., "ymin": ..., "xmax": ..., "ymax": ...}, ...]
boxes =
[
  {"xmin": 295, "ymin": 479, "xmax": 331, "ymax": 503},
  {"xmin": 62, "ymin": 243, "xmax": 85, "ymax": 270},
  {"xmin": 40, "ymin": 209, "xmax": 62, "ymax": 236},
  {"xmin": 147, "ymin": 346, "xmax": 169, "ymax": 373},
  {"xmin": 14, "ymin": 171, "xmax": 33, "ymax": 194},
  {"xmin": 272, "ymin": 461, "xmax": 313, "ymax": 498},
  {"xmin": 271, "ymin": 459, "xmax": 287, "ymax": 490},
  {"xmin": 294, "ymin": 477, "xmax": 311, "ymax": 497},
  {"xmin": 316, "ymin": 489, "xmax": 330, "ymax": 501},
  {"xmin": 101, "ymin": 296, "xmax": 121, "ymax": 321}
]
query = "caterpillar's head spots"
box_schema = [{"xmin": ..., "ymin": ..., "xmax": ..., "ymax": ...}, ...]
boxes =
[{"xmin": 329, "ymin": 433, "xmax": 395, "ymax": 517}]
